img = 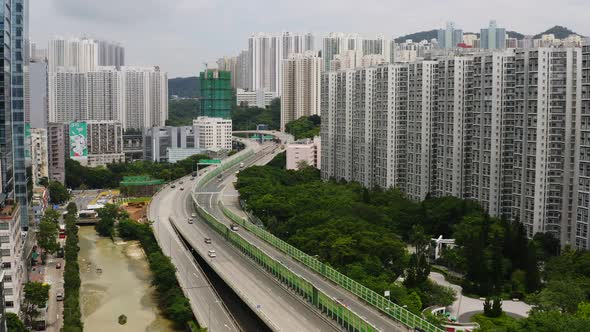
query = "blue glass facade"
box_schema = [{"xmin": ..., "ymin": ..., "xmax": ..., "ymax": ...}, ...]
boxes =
[{"xmin": 11, "ymin": 0, "xmax": 28, "ymax": 228}]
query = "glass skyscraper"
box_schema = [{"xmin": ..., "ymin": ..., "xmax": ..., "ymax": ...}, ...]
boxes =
[{"xmin": 11, "ymin": 0, "xmax": 29, "ymax": 229}]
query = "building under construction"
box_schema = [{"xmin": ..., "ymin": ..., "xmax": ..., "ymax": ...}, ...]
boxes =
[{"xmin": 200, "ymin": 69, "xmax": 232, "ymax": 119}]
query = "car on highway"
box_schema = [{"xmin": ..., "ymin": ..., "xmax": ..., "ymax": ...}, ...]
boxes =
[
  {"xmin": 240, "ymin": 162, "xmax": 245, "ymax": 168},
  {"xmin": 208, "ymin": 250, "xmax": 216, "ymax": 258},
  {"xmin": 191, "ymin": 213, "xmax": 197, "ymax": 218},
  {"xmin": 217, "ymin": 174, "xmax": 223, "ymax": 181},
  {"xmin": 171, "ymin": 184, "xmax": 176, "ymax": 188},
  {"xmin": 204, "ymin": 237, "xmax": 212, "ymax": 244},
  {"xmin": 180, "ymin": 187, "xmax": 184, "ymax": 191},
  {"xmin": 190, "ymin": 177, "xmax": 195, "ymax": 181},
  {"xmin": 56, "ymin": 292, "xmax": 64, "ymax": 301},
  {"xmin": 179, "ymin": 181, "xmax": 184, "ymax": 185},
  {"xmin": 230, "ymin": 224, "xmax": 239, "ymax": 231},
  {"xmin": 188, "ymin": 218, "xmax": 194, "ymax": 224},
  {"xmin": 235, "ymin": 170, "xmax": 240, "ymax": 175},
  {"xmin": 56, "ymin": 263, "xmax": 62, "ymax": 269}
]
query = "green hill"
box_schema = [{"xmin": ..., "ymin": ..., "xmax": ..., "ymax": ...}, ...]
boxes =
[
  {"xmin": 533, "ymin": 25, "xmax": 582, "ymax": 39},
  {"xmin": 169, "ymin": 77, "xmax": 200, "ymax": 99},
  {"xmin": 394, "ymin": 29, "xmax": 438, "ymax": 43}
]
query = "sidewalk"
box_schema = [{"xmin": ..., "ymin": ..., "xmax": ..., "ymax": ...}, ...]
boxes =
[{"xmin": 429, "ymin": 272, "xmax": 532, "ymax": 322}]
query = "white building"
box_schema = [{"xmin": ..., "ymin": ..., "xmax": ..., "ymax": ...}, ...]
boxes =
[
  {"xmin": 48, "ymin": 37, "xmax": 124, "ymax": 72},
  {"xmin": 236, "ymin": 89, "xmax": 276, "ymax": 108},
  {"xmin": 120, "ymin": 66, "xmax": 168, "ymax": 130},
  {"xmin": 248, "ymin": 32, "xmax": 315, "ymax": 94},
  {"xmin": 286, "ymin": 137, "xmax": 321, "ymax": 170},
  {"xmin": 48, "ymin": 66, "xmax": 168, "ymax": 129},
  {"xmin": 322, "ymin": 32, "xmax": 363, "ymax": 71},
  {"xmin": 321, "ymin": 46, "xmax": 588, "ymax": 249},
  {"xmin": 281, "ymin": 52, "xmax": 322, "ymax": 131},
  {"xmin": 30, "ymin": 128, "xmax": 49, "ymax": 187},
  {"xmin": 193, "ymin": 117, "xmax": 233, "ymax": 151},
  {"xmin": 0, "ymin": 200, "xmax": 26, "ymax": 314}
]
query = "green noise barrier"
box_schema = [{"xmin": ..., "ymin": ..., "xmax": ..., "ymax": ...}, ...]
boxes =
[
  {"xmin": 194, "ymin": 201, "xmax": 380, "ymax": 332},
  {"xmin": 219, "ymin": 201, "xmax": 443, "ymax": 332}
]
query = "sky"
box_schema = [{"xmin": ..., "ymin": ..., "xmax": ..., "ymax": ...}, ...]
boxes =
[{"xmin": 31, "ymin": 0, "xmax": 590, "ymax": 77}]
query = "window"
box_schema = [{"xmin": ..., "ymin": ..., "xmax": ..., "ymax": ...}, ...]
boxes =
[
  {"xmin": 0, "ymin": 235, "xmax": 9, "ymax": 243},
  {"xmin": 0, "ymin": 223, "xmax": 8, "ymax": 230},
  {"xmin": 5, "ymin": 301, "xmax": 13, "ymax": 308},
  {"xmin": 1, "ymin": 249, "xmax": 11, "ymax": 257}
]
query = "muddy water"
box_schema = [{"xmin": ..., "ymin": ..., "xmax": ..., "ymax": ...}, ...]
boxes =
[{"xmin": 78, "ymin": 226, "xmax": 178, "ymax": 332}]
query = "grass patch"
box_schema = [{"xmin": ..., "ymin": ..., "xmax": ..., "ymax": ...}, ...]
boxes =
[{"xmin": 472, "ymin": 313, "xmax": 521, "ymax": 331}]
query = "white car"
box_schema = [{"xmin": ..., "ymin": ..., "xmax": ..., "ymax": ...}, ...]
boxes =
[
  {"xmin": 188, "ymin": 218, "xmax": 194, "ymax": 224},
  {"xmin": 208, "ymin": 250, "xmax": 217, "ymax": 258}
]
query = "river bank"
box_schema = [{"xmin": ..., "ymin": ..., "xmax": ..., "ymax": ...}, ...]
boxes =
[{"xmin": 78, "ymin": 226, "xmax": 178, "ymax": 332}]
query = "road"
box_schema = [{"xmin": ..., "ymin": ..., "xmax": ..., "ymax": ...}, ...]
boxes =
[
  {"xmin": 150, "ymin": 144, "xmax": 337, "ymax": 331},
  {"xmin": 44, "ymin": 253, "xmax": 64, "ymax": 332},
  {"xmin": 149, "ymin": 195, "xmax": 241, "ymax": 332},
  {"xmin": 195, "ymin": 143, "xmax": 410, "ymax": 332}
]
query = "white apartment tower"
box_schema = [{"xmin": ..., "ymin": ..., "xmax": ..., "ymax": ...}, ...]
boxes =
[
  {"xmin": 248, "ymin": 32, "xmax": 315, "ymax": 95},
  {"xmin": 48, "ymin": 66, "xmax": 167, "ymax": 129},
  {"xmin": 281, "ymin": 52, "xmax": 322, "ymax": 131},
  {"xmin": 321, "ymin": 46, "xmax": 587, "ymax": 248},
  {"xmin": 48, "ymin": 37, "xmax": 124, "ymax": 72}
]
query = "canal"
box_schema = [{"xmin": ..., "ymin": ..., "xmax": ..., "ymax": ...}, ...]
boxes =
[{"xmin": 78, "ymin": 226, "xmax": 178, "ymax": 331}]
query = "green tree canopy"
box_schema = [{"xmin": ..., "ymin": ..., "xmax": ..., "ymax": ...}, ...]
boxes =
[
  {"xmin": 48, "ymin": 181, "xmax": 70, "ymax": 204},
  {"xmin": 21, "ymin": 282, "xmax": 50, "ymax": 327}
]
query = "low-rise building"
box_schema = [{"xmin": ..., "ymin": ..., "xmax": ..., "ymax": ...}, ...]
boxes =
[
  {"xmin": 31, "ymin": 187, "xmax": 49, "ymax": 224},
  {"xmin": 236, "ymin": 89, "xmax": 276, "ymax": 108},
  {"xmin": 193, "ymin": 117, "xmax": 232, "ymax": 151},
  {"xmin": 143, "ymin": 125, "xmax": 201, "ymax": 162},
  {"xmin": 286, "ymin": 137, "xmax": 321, "ymax": 170},
  {"xmin": 47, "ymin": 123, "xmax": 68, "ymax": 184},
  {"xmin": 30, "ymin": 128, "xmax": 49, "ymax": 187},
  {"xmin": 0, "ymin": 200, "xmax": 26, "ymax": 314}
]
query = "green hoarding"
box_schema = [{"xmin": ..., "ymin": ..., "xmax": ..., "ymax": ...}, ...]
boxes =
[{"xmin": 69, "ymin": 122, "xmax": 88, "ymax": 158}]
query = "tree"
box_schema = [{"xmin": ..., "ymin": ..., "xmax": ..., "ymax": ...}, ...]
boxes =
[
  {"xmin": 483, "ymin": 298, "xmax": 493, "ymax": 316},
  {"xmin": 41, "ymin": 209, "xmax": 61, "ymax": 224},
  {"xmin": 38, "ymin": 220, "xmax": 59, "ymax": 256},
  {"xmin": 95, "ymin": 204, "xmax": 123, "ymax": 237},
  {"xmin": 6, "ymin": 312, "xmax": 27, "ymax": 332},
  {"xmin": 21, "ymin": 282, "xmax": 50, "ymax": 327},
  {"xmin": 38, "ymin": 177, "xmax": 49, "ymax": 188},
  {"xmin": 491, "ymin": 297, "xmax": 503, "ymax": 317},
  {"xmin": 48, "ymin": 181, "xmax": 70, "ymax": 204},
  {"xmin": 404, "ymin": 225, "xmax": 431, "ymax": 288},
  {"xmin": 66, "ymin": 202, "xmax": 78, "ymax": 216},
  {"xmin": 530, "ymin": 278, "xmax": 587, "ymax": 314}
]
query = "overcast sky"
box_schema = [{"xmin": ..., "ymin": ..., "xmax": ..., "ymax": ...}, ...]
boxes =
[{"xmin": 31, "ymin": 0, "xmax": 589, "ymax": 77}]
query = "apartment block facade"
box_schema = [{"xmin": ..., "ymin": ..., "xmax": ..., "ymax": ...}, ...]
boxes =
[
  {"xmin": 322, "ymin": 46, "xmax": 590, "ymax": 248},
  {"xmin": 281, "ymin": 52, "xmax": 322, "ymax": 131}
]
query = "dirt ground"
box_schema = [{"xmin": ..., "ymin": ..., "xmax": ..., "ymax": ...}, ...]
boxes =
[{"xmin": 121, "ymin": 202, "xmax": 147, "ymax": 221}]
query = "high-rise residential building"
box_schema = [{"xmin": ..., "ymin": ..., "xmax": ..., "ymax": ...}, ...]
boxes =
[
  {"xmin": 48, "ymin": 37, "xmax": 124, "ymax": 72},
  {"xmin": 30, "ymin": 129, "xmax": 49, "ymax": 188},
  {"xmin": 120, "ymin": 66, "xmax": 168, "ymax": 130},
  {"xmin": 480, "ymin": 20, "xmax": 507, "ymax": 50},
  {"xmin": 322, "ymin": 46, "xmax": 587, "ymax": 248},
  {"xmin": 322, "ymin": 32, "xmax": 363, "ymax": 71},
  {"xmin": 437, "ymin": 22, "xmax": 463, "ymax": 49},
  {"xmin": 30, "ymin": 59, "xmax": 48, "ymax": 128},
  {"xmin": 247, "ymin": 32, "xmax": 315, "ymax": 94},
  {"xmin": 143, "ymin": 126, "xmax": 201, "ymax": 162},
  {"xmin": 235, "ymin": 50, "xmax": 250, "ymax": 90},
  {"xmin": 281, "ymin": 52, "xmax": 322, "ymax": 131},
  {"xmin": 362, "ymin": 34, "xmax": 391, "ymax": 60},
  {"xmin": 193, "ymin": 117, "xmax": 232, "ymax": 150},
  {"xmin": 217, "ymin": 56, "xmax": 238, "ymax": 89},
  {"xmin": 47, "ymin": 123, "xmax": 68, "ymax": 184},
  {"xmin": 48, "ymin": 66, "xmax": 168, "ymax": 129},
  {"xmin": 200, "ymin": 69, "xmax": 232, "ymax": 119},
  {"xmin": 577, "ymin": 44, "xmax": 590, "ymax": 249},
  {"xmin": 462, "ymin": 34, "xmax": 479, "ymax": 47}
]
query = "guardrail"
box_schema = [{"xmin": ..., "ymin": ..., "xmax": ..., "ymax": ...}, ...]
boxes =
[
  {"xmin": 194, "ymin": 199, "xmax": 381, "ymax": 332},
  {"xmin": 219, "ymin": 201, "xmax": 443, "ymax": 332},
  {"xmin": 195, "ymin": 150, "xmax": 255, "ymax": 189}
]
